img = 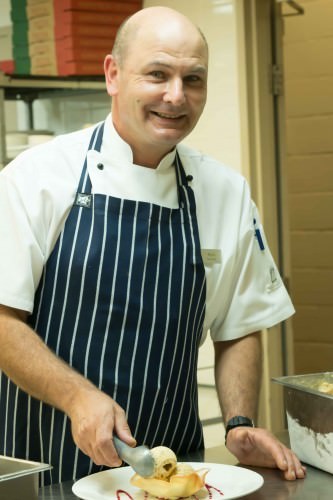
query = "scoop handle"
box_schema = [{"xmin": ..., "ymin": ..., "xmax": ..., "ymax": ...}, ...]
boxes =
[
  {"xmin": 113, "ymin": 435, "xmax": 155, "ymax": 477},
  {"xmin": 113, "ymin": 435, "xmax": 134, "ymax": 463}
]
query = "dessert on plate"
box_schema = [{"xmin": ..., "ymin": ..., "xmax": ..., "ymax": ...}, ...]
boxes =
[{"xmin": 130, "ymin": 446, "xmax": 208, "ymax": 499}]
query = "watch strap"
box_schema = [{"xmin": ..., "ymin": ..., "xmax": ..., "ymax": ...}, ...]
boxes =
[{"xmin": 225, "ymin": 416, "xmax": 254, "ymax": 443}]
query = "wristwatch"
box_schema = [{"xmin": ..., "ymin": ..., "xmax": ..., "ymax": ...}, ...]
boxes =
[{"xmin": 225, "ymin": 416, "xmax": 255, "ymax": 443}]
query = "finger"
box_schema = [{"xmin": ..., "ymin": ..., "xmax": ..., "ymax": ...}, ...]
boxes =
[
  {"xmin": 288, "ymin": 452, "xmax": 306, "ymax": 480},
  {"xmin": 113, "ymin": 406, "xmax": 136, "ymax": 447},
  {"xmin": 280, "ymin": 449, "xmax": 305, "ymax": 481},
  {"xmin": 92, "ymin": 427, "xmax": 122, "ymax": 467}
]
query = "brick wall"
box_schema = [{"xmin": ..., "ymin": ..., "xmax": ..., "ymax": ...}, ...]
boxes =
[{"xmin": 283, "ymin": 0, "xmax": 333, "ymax": 373}]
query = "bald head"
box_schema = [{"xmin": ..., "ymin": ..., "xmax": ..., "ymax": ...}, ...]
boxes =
[
  {"xmin": 112, "ymin": 6, "xmax": 208, "ymax": 67},
  {"xmin": 104, "ymin": 5, "xmax": 208, "ymax": 167}
]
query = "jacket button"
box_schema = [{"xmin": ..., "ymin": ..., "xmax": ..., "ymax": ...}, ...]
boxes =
[{"xmin": 97, "ymin": 163, "xmax": 104, "ymax": 170}]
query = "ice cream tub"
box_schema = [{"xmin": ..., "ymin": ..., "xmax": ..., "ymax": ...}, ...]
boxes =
[{"xmin": 273, "ymin": 372, "xmax": 333, "ymax": 474}]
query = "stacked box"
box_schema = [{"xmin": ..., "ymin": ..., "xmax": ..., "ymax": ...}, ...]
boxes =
[
  {"xmin": 27, "ymin": 2, "xmax": 57, "ymax": 75},
  {"xmin": 10, "ymin": 0, "xmax": 31, "ymax": 74},
  {"xmin": 5, "ymin": 0, "xmax": 142, "ymax": 77},
  {"xmin": 54, "ymin": 0, "xmax": 142, "ymax": 76},
  {"xmin": 0, "ymin": 25, "xmax": 14, "ymax": 74}
]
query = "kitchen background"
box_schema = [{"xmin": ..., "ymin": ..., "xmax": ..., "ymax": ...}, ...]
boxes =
[{"xmin": 0, "ymin": 0, "xmax": 332, "ymax": 449}]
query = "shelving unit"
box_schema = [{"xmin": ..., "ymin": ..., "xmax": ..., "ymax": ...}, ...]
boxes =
[{"xmin": 0, "ymin": 72, "xmax": 106, "ymax": 167}]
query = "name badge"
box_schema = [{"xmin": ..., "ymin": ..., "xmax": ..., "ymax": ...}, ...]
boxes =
[{"xmin": 201, "ymin": 249, "xmax": 222, "ymax": 266}]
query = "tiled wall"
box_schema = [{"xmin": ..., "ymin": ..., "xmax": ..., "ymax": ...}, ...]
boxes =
[
  {"xmin": 31, "ymin": 92, "xmax": 110, "ymax": 134},
  {"xmin": 283, "ymin": 0, "xmax": 333, "ymax": 373}
]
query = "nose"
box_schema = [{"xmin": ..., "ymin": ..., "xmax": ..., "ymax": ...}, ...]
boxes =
[{"xmin": 163, "ymin": 78, "xmax": 186, "ymax": 105}]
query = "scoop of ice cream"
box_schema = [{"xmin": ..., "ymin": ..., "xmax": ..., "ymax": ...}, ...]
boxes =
[
  {"xmin": 174, "ymin": 463, "xmax": 195, "ymax": 475},
  {"xmin": 149, "ymin": 446, "xmax": 177, "ymax": 479}
]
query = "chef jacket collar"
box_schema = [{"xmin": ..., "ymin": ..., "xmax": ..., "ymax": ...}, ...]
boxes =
[{"xmin": 99, "ymin": 113, "xmax": 177, "ymax": 171}]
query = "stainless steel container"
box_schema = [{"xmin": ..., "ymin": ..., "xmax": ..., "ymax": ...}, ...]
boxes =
[
  {"xmin": 273, "ymin": 372, "xmax": 333, "ymax": 474},
  {"xmin": 0, "ymin": 455, "xmax": 51, "ymax": 500}
]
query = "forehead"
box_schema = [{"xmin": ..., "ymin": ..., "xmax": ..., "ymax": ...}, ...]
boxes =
[
  {"xmin": 124, "ymin": 20, "xmax": 208, "ymax": 71},
  {"xmin": 129, "ymin": 41, "xmax": 208, "ymax": 74}
]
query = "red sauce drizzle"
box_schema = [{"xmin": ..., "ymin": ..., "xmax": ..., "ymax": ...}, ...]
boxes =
[
  {"xmin": 116, "ymin": 490, "xmax": 134, "ymax": 500},
  {"xmin": 205, "ymin": 483, "xmax": 224, "ymax": 497}
]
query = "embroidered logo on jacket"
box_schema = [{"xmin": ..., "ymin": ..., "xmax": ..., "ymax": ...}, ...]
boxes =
[{"xmin": 75, "ymin": 193, "xmax": 92, "ymax": 208}]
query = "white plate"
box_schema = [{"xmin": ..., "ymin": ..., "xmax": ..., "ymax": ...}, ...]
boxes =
[{"xmin": 72, "ymin": 462, "xmax": 264, "ymax": 500}]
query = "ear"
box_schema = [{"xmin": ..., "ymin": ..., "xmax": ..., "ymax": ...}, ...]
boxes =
[{"xmin": 104, "ymin": 54, "xmax": 120, "ymax": 97}]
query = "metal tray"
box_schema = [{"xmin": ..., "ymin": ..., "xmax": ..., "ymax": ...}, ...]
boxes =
[
  {"xmin": 273, "ymin": 372, "xmax": 333, "ymax": 473},
  {"xmin": 273, "ymin": 372, "xmax": 333, "ymax": 398},
  {"xmin": 0, "ymin": 455, "xmax": 51, "ymax": 500}
]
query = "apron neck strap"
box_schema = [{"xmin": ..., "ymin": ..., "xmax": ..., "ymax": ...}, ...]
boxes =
[
  {"xmin": 76, "ymin": 122, "xmax": 105, "ymax": 193},
  {"xmin": 174, "ymin": 150, "xmax": 189, "ymax": 187},
  {"xmin": 90, "ymin": 122, "xmax": 104, "ymax": 152}
]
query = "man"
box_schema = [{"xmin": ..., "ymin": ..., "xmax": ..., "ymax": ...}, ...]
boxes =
[{"xmin": 0, "ymin": 6, "xmax": 305, "ymax": 485}]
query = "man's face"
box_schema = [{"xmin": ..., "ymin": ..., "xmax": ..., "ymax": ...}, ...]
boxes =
[{"xmin": 105, "ymin": 23, "xmax": 208, "ymax": 166}]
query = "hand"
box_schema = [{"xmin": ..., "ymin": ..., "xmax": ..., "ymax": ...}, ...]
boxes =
[
  {"xmin": 67, "ymin": 386, "xmax": 136, "ymax": 467},
  {"xmin": 226, "ymin": 427, "xmax": 306, "ymax": 480}
]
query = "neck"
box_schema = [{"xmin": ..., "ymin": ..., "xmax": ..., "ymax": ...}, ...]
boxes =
[
  {"xmin": 111, "ymin": 116, "xmax": 175, "ymax": 168},
  {"xmin": 132, "ymin": 149, "xmax": 168, "ymax": 169}
]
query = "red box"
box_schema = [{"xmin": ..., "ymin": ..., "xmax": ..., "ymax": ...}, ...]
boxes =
[
  {"xmin": 57, "ymin": 60, "xmax": 104, "ymax": 76},
  {"xmin": 55, "ymin": 0, "xmax": 142, "ymax": 14},
  {"xmin": 54, "ymin": 22, "xmax": 118, "ymax": 40},
  {"xmin": 55, "ymin": 9, "xmax": 128, "ymax": 28},
  {"xmin": 57, "ymin": 45, "xmax": 112, "ymax": 63},
  {"xmin": 0, "ymin": 59, "xmax": 15, "ymax": 74},
  {"xmin": 57, "ymin": 36, "xmax": 112, "ymax": 50}
]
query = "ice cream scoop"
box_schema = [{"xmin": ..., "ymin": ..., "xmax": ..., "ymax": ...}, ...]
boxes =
[{"xmin": 113, "ymin": 436, "xmax": 155, "ymax": 478}]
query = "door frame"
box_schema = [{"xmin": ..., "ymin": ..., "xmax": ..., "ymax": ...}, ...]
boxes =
[{"xmin": 235, "ymin": 0, "xmax": 294, "ymax": 432}]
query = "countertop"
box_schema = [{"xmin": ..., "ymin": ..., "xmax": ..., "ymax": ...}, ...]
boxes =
[{"xmin": 38, "ymin": 432, "xmax": 333, "ymax": 499}]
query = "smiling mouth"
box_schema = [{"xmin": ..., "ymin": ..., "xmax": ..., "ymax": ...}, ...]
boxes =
[{"xmin": 152, "ymin": 111, "xmax": 185, "ymax": 120}]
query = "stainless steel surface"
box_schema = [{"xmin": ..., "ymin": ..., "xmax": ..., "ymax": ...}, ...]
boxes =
[
  {"xmin": 273, "ymin": 372, "xmax": 333, "ymax": 399},
  {"xmin": 39, "ymin": 432, "xmax": 333, "ymax": 499},
  {"xmin": 113, "ymin": 436, "xmax": 155, "ymax": 478},
  {"xmin": 0, "ymin": 72, "xmax": 105, "ymax": 92},
  {"xmin": 273, "ymin": 372, "xmax": 333, "ymax": 474},
  {"xmin": 0, "ymin": 455, "xmax": 51, "ymax": 500},
  {"xmin": 273, "ymin": 372, "xmax": 333, "ymax": 433}
]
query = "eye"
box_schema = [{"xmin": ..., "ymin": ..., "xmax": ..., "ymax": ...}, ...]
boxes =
[
  {"xmin": 149, "ymin": 70, "xmax": 165, "ymax": 80},
  {"xmin": 184, "ymin": 74, "xmax": 204, "ymax": 86}
]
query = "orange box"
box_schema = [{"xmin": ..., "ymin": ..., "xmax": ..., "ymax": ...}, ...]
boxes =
[
  {"xmin": 29, "ymin": 15, "xmax": 55, "ymax": 32},
  {"xmin": 55, "ymin": 9, "xmax": 127, "ymax": 27},
  {"xmin": 27, "ymin": 0, "xmax": 52, "ymax": 4},
  {"xmin": 58, "ymin": 46, "xmax": 111, "ymax": 62},
  {"xmin": 55, "ymin": 0, "xmax": 142, "ymax": 14},
  {"xmin": 55, "ymin": 22, "xmax": 118, "ymax": 39},
  {"xmin": 57, "ymin": 36, "xmax": 112, "ymax": 50},
  {"xmin": 26, "ymin": 2, "xmax": 54, "ymax": 18},
  {"xmin": 31, "ymin": 51, "xmax": 57, "ymax": 67},
  {"xmin": 57, "ymin": 60, "xmax": 104, "ymax": 76},
  {"xmin": 29, "ymin": 40, "xmax": 56, "ymax": 57},
  {"xmin": 29, "ymin": 27, "xmax": 55, "ymax": 43},
  {"xmin": 31, "ymin": 65, "xmax": 58, "ymax": 76}
]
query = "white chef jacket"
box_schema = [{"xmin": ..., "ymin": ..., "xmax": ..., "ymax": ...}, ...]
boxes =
[{"xmin": 0, "ymin": 114, "xmax": 294, "ymax": 343}]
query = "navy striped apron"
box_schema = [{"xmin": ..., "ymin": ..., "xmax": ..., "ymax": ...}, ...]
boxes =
[{"xmin": 0, "ymin": 122, "xmax": 206, "ymax": 485}]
